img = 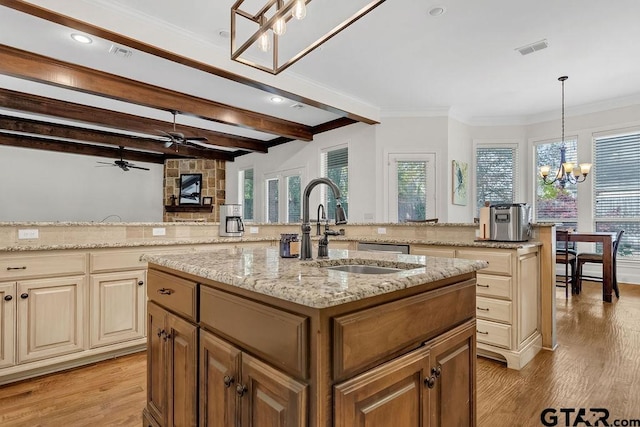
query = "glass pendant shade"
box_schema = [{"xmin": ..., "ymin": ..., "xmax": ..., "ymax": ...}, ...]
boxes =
[
  {"xmin": 257, "ymin": 31, "xmax": 271, "ymax": 52},
  {"xmin": 273, "ymin": 17, "xmax": 286, "ymax": 35},
  {"xmin": 292, "ymin": 0, "xmax": 307, "ymax": 20}
]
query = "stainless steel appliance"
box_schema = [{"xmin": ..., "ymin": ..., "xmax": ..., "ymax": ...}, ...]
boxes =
[
  {"xmin": 219, "ymin": 204, "xmax": 244, "ymax": 237},
  {"xmin": 489, "ymin": 203, "xmax": 531, "ymax": 242}
]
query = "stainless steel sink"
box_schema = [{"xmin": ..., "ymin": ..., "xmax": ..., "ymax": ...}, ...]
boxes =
[{"xmin": 326, "ymin": 264, "xmax": 402, "ymax": 274}]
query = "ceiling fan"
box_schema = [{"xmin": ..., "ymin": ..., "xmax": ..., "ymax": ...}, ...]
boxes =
[
  {"xmin": 158, "ymin": 111, "xmax": 209, "ymax": 150},
  {"xmin": 96, "ymin": 146, "xmax": 150, "ymax": 171}
]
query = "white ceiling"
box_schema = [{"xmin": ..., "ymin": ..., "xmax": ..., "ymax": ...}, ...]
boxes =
[{"xmin": 2, "ymin": 0, "xmax": 640, "ymax": 137}]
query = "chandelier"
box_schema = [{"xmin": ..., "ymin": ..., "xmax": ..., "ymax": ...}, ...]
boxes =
[
  {"xmin": 539, "ymin": 76, "xmax": 591, "ymax": 188},
  {"xmin": 231, "ymin": 0, "xmax": 387, "ymax": 74}
]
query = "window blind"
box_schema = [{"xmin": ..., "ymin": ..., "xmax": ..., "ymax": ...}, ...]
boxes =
[
  {"xmin": 242, "ymin": 168, "xmax": 254, "ymax": 221},
  {"xmin": 475, "ymin": 146, "xmax": 517, "ymax": 214},
  {"xmin": 287, "ymin": 175, "xmax": 301, "ymax": 223},
  {"xmin": 266, "ymin": 178, "xmax": 279, "ymax": 223},
  {"xmin": 535, "ymin": 139, "xmax": 578, "ymax": 221},
  {"xmin": 322, "ymin": 147, "xmax": 348, "ymax": 220},
  {"xmin": 396, "ymin": 160, "xmax": 427, "ymax": 222}
]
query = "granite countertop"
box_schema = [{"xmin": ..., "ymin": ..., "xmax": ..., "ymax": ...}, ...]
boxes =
[{"xmin": 142, "ymin": 247, "xmax": 488, "ymax": 309}]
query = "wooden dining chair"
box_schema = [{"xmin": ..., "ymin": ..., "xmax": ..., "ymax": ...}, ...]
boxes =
[
  {"xmin": 555, "ymin": 230, "xmax": 577, "ymax": 297},
  {"xmin": 575, "ymin": 230, "xmax": 624, "ymax": 297}
]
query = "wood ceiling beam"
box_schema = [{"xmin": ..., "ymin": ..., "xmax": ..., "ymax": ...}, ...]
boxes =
[
  {"xmin": 0, "ymin": 88, "xmax": 266, "ymax": 154},
  {"xmin": 0, "ymin": 132, "xmax": 167, "ymax": 164},
  {"xmin": 0, "ymin": 0, "xmax": 379, "ymax": 126},
  {"xmin": 0, "ymin": 114, "xmax": 236, "ymax": 162},
  {"xmin": 0, "ymin": 44, "xmax": 313, "ymax": 141}
]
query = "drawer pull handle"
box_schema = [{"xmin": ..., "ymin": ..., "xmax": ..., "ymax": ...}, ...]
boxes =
[
  {"xmin": 223, "ymin": 375, "xmax": 235, "ymax": 388},
  {"xmin": 157, "ymin": 288, "xmax": 174, "ymax": 295},
  {"xmin": 476, "ymin": 307, "xmax": 490, "ymax": 311},
  {"xmin": 476, "ymin": 284, "xmax": 490, "ymax": 288},
  {"xmin": 424, "ymin": 376, "xmax": 436, "ymax": 389},
  {"xmin": 7, "ymin": 266, "xmax": 27, "ymax": 270},
  {"xmin": 236, "ymin": 384, "xmax": 247, "ymax": 397},
  {"xmin": 477, "ymin": 330, "xmax": 489, "ymax": 335},
  {"xmin": 20, "ymin": 293, "xmax": 29, "ymax": 299},
  {"xmin": 4, "ymin": 295, "xmax": 12, "ymax": 301}
]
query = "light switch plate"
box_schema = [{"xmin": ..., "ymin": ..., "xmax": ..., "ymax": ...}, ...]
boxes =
[
  {"xmin": 249, "ymin": 227, "xmax": 259, "ymax": 234},
  {"xmin": 18, "ymin": 229, "xmax": 39, "ymax": 239},
  {"xmin": 377, "ymin": 227, "xmax": 387, "ymax": 234},
  {"xmin": 152, "ymin": 227, "xmax": 166, "ymax": 236}
]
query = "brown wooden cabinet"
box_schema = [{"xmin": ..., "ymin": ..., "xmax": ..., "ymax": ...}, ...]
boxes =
[
  {"xmin": 200, "ymin": 329, "xmax": 307, "ymax": 427},
  {"xmin": 147, "ymin": 302, "xmax": 198, "ymax": 427},
  {"xmin": 334, "ymin": 321, "xmax": 475, "ymax": 427}
]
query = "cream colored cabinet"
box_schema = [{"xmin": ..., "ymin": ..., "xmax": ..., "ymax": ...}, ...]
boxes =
[
  {"xmin": 0, "ymin": 282, "xmax": 16, "ymax": 369},
  {"xmin": 17, "ymin": 275, "xmax": 85, "ymax": 363},
  {"xmin": 412, "ymin": 244, "xmax": 540, "ymax": 370},
  {"xmin": 89, "ymin": 270, "xmax": 146, "ymax": 348}
]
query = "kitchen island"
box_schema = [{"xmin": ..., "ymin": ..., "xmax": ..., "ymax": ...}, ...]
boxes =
[{"xmin": 141, "ymin": 246, "xmax": 487, "ymax": 427}]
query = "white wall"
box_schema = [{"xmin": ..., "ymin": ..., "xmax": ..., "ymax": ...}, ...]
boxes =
[
  {"xmin": 447, "ymin": 118, "xmax": 473, "ymax": 222},
  {"xmin": 0, "ymin": 146, "xmax": 164, "ymax": 222}
]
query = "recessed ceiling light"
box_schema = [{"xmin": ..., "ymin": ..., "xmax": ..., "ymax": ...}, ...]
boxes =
[
  {"xmin": 270, "ymin": 96, "xmax": 285, "ymax": 104},
  {"xmin": 428, "ymin": 6, "xmax": 446, "ymax": 16},
  {"xmin": 70, "ymin": 33, "xmax": 93, "ymax": 44}
]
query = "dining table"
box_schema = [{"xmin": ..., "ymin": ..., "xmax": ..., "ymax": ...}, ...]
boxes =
[{"xmin": 556, "ymin": 230, "xmax": 619, "ymax": 303}]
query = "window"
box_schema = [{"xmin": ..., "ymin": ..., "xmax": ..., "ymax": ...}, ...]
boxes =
[
  {"xmin": 388, "ymin": 153, "xmax": 436, "ymax": 222},
  {"xmin": 475, "ymin": 144, "xmax": 518, "ymax": 215},
  {"xmin": 286, "ymin": 174, "xmax": 301, "ymax": 223},
  {"xmin": 594, "ymin": 132, "xmax": 640, "ymax": 258},
  {"xmin": 239, "ymin": 168, "xmax": 254, "ymax": 221},
  {"xmin": 321, "ymin": 146, "xmax": 348, "ymax": 220},
  {"xmin": 266, "ymin": 177, "xmax": 279, "ymax": 223},
  {"xmin": 535, "ymin": 138, "xmax": 578, "ymax": 223}
]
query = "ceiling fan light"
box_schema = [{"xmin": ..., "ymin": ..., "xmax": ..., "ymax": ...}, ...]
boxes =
[{"xmin": 292, "ymin": 0, "xmax": 306, "ymax": 20}]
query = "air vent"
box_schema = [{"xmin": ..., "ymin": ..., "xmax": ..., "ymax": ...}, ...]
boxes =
[
  {"xmin": 109, "ymin": 45, "xmax": 133, "ymax": 58},
  {"xmin": 290, "ymin": 103, "xmax": 305, "ymax": 109},
  {"xmin": 515, "ymin": 39, "xmax": 548, "ymax": 56}
]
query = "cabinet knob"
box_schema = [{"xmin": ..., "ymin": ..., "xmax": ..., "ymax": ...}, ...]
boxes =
[
  {"xmin": 4, "ymin": 295, "xmax": 12, "ymax": 301},
  {"xmin": 20, "ymin": 293, "xmax": 29, "ymax": 299},
  {"xmin": 236, "ymin": 384, "xmax": 247, "ymax": 397},
  {"xmin": 425, "ymin": 376, "xmax": 436, "ymax": 389},
  {"xmin": 138, "ymin": 281, "xmax": 144, "ymax": 286},
  {"xmin": 163, "ymin": 332, "xmax": 171, "ymax": 341},
  {"xmin": 431, "ymin": 366, "xmax": 442, "ymax": 378},
  {"xmin": 223, "ymin": 375, "xmax": 235, "ymax": 388},
  {"xmin": 157, "ymin": 328, "xmax": 164, "ymax": 338}
]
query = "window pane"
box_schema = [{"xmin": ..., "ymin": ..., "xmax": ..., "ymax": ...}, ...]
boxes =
[
  {"xmin": 475, "ymin": 146, "xmax": 516, "ymax": 214},
  {"xmin": 535, "ymin": 139, "xmax": 578, "ymax": 221},
  {"xmin": 397, "ymin": 161, "xmax": 426, "ymax": 222},
  {"xmin": 594, "ymin": 132, "xmax": 640, "ymax": 257},
  {"xmin": 287, "ymin": 175, "xmax": 301, "ymax": 223},
  {"xmin": 266, "ymin": 178, "xmax": 279, "ymax": 223},
  {"xmin": 242, "ymin": 168, "xmax": 254, "ymax": 221},
  {"xmin": 322, "ymin": 147, "xmax": 348, "ymax": 220}
]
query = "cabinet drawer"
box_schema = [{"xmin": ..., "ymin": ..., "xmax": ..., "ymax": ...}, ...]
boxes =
[
  {"xmin": 333, "ymin": 278, "xmax": 476, "ymax": 380},
  {"xmin": 476, "ymin": 319, "xmax": 511, "ymax": 349},
  {"xmin": 476, "ymin": 296, "xmax": 512, "ymax": 323},
  {"xmin": 90, "ymin": 250, "xmax": 146, "ymax": 273},
  {"xmin": 457, "ymin": 250, "xmax": 512, "ymax": 276},
  {"xmin": 410, "ymin": 246, "xmax": 456, "ymax": 258},
  {"xmin": 147, "ymin": 269, "xmax": 197, "ymax": 321},
  {"xmin": 200, "ymin": 286, "xmax": 308, "ymax": 379},
  {"xmin": 0, "ymin": 253, "xmax": 86, "ymax": 280},
  {"xmin": 476, "ymin": 274, "xmax": 512, "ymax": 300}
]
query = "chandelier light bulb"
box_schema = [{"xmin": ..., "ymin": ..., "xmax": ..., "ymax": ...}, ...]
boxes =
[
  {"xmin": 273, "ymin": 17, "xmax": 287, "ymax": 35},
  {"xmin": 292, "ymin": 0, "xmax": 307, "ymax": 20},
  {"xmin": 257, "ymin": 31, "xmax": 271, "ymax": 52}
]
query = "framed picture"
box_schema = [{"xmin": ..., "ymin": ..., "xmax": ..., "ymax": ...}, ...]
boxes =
[
  {"xmin": 179, "ymin": 173, "xmax": 202, "ymax": 205},
  {"xmin": 452, "ymin": 160, "xmax": 469, "ymax": 206},
  {"xmin": 202, "ymin": 197, "xmax": 213, "ymax": 206}
]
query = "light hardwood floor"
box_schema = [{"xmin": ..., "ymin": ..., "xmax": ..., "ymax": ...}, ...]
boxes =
[{"xmin": 1, "ymin": 281, "xmax": 638, "ymax": 427}]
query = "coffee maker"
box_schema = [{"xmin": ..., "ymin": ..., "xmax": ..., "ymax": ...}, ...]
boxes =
[{"xmin": 219, "ymin": 204, "xmax": 244, "ymax": 237}]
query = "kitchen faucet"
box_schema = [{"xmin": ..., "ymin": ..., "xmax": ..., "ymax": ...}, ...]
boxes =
[
  {"xmin": 300, "ymin": 178, "xmax": 347, "ymax": 260},
  {"xmin": 316, "ymin": 203, "xmax": 326, "ymax": 236}
]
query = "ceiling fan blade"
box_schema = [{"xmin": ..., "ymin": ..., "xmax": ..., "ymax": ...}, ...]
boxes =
[
  {"xmin": 128, "ymin": 164, "xmax": 150, "ymax": 171},
  {"xmin": 96, "ymin": 161, "xmax": 115, "ymax": 165},
  {"xmin": 184, "ymin": 136, "xmax": 208, "ymax": 141}
]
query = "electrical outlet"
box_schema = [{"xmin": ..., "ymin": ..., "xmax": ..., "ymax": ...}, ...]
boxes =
[
  {"xmin": 18, "ymin": 229, "xmax": 39, "ymax": 239},
  {"xmin": 250, "ymin": 227, "xmax": 259, "ymax": 234},
  {"xmin": 377, "ymin": 227, "xmax": 387, "ymax": 234},
  {"xmin": 152, "ymin": 227, "xmax": 166, "ymax": 236}
]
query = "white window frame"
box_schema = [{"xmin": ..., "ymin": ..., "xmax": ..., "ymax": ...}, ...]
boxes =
[
  {"xmin": 262, "ymin": 167, "xmax": 306, "ymax": 224},
  {"xmin": 264, "ymin": 174, "xmax": 280, "ymax": 223},
  {"xmin": 238, "ymin": 167, "xmax": 255, "ymax": 222},
  {"xmin": 472, "ymin": 140, "xmax": 519, "ymax": 215},
  {"xmin": 320, "ymin": 144, "xmax": 349, "ymax": 220},
  {"xmin": 386, "ymin": 153, "xmax": 436, "ymax": 223}
]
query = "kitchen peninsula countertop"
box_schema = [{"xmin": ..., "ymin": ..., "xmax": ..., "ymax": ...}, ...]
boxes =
[{"xmin": 142, "ymin": 246, "xmax": 488, "ymax": 308}]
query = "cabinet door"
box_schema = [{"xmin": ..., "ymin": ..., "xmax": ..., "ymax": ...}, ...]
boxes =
[
  {"xmin": 166, "ymin": 311, "xmax": 198, "ymax": 427},
  {"xmin": 428, "ymin": 321, "xmax": 476, "ymax": 427},
  {"xmin": 0, "ymin": 282, "xmax": 16, "ymax": 368},
  {"xmin": 200, "ymin": 330, "xmax": 241, "ymax": 427},
  {"xmin": 335, "ymin": 346, "xmax": 430, "ymax": 427},
  {"xmin": 17, "ymin": 276, "xmax": 84, "ymax": 363},
  {"xmin": 147, "ymin": 302, "xmax": 167, "ymax": 425},
  {"xmin": 240, "ymin": 352, "xmax": 307, "ymax": 427},
  {"xmin": 90, "ymin": 270, "xmax": 146, "ymax": 348}
]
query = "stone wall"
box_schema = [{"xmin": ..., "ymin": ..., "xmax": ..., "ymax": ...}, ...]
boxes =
[{"xmin": 164, "ymin": 159, "xmax": 226, "ymax": 222}]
